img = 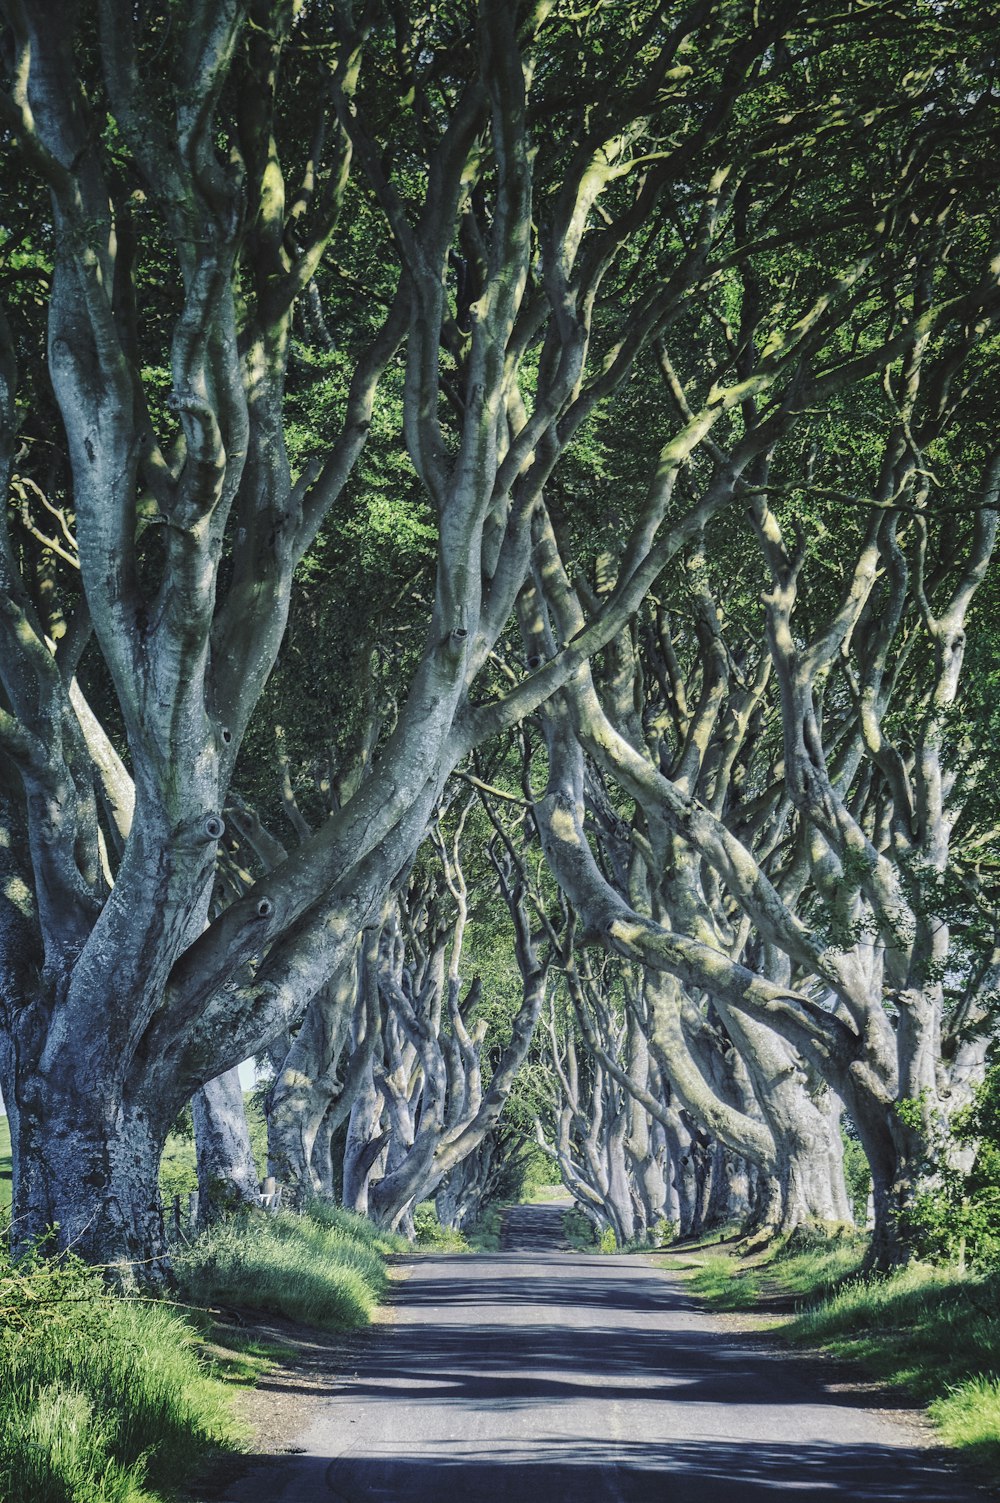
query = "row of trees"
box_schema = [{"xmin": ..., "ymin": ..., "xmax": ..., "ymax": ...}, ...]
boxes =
[
  {"xmin": 1, "ymin": 0, "xmax": 998, "ymax": 1273},
  {"xmin": 188, "ymin": 791, "xmax": 849, "ymax": 1250}
]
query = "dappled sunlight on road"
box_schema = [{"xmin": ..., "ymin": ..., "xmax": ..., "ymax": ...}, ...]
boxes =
[{"xmin": 222, "ymin": 1205, "xmax": 975, "ymax": 1503}]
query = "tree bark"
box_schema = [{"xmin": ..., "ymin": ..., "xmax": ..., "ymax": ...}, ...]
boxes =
[{"xmin": 192, "ymin": 1066, "xmax": 261, "ymax": 1226}]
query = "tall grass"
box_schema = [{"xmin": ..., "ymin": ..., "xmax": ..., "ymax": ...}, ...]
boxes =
[
  {"xmin": 175, "ymin": 1203, "xmax": 407, "ymax": 1329},
  {"xmin": 788, "ymin": 1263, "xmax": 1000, "ymax": 1468},
  {"xmin": 1, "ymin": 1202, "xmax": 405, "ymax": 1502},
  {"xmin": 675, "ymin": 1233, "xmax": 1000, "ymax": 1474},
  {"xmin": 0, "ymin": 1240, "xmax": 238, "ymax": 1503}
]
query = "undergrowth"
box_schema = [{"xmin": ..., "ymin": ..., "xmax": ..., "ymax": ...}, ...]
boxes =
[
  {"xmin": 175, "ymin": 1203, "xmax": 406, "ymax": 1329},
  {"xmin": 413, "ymin": 1202, "xmax": 470, "ymax": 1251},
  {"xmin": 0, "ymin": 1237, "xmax": 238, "ymax": 1503},
  {"xmin": 412, "ymin": 1201, "xmax": 505, "ymax": 1251}
]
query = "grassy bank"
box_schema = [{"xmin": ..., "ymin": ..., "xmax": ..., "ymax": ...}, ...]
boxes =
[
  {"xmin": 1, "ymin": 1203, "xmax": 404, "ymax": 1503},
  {"xmin": 176, "ymin": 1203, "xmax": 407, "ymax": 1329},
  {"xmin": 667, "ymin": 1233, "xmax": 1000, "ymax": 1474},
  {"xmin": 0, "ymin": 1240, "xmax": 239, "ymax": 1503}
]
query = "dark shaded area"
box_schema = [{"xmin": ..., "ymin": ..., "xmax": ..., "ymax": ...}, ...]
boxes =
[
  {"xmin": 500, "ymin": 1203, "xmax": 570, "ymax": 1252},
  {"xmin": 226, "ymin": 1438, "xmax": 972, "ymax": 1503},
  {"xmin": 223, "ymin": 1205, "xmax": 980, "ymax": 1503}
]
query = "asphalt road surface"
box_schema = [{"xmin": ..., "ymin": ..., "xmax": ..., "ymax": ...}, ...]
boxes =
[{"xmin": 223, "ymin": 1204, "xmax": 981, "ymax": 1503}]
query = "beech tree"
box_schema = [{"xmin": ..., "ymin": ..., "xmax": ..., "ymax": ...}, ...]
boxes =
[
  {"xmin": 1, "ymin": 0, "xmax": 997, "ymax": 1273},
  {"xmin": 526, "ymin": 324, "xmax": 1000, "ymax": 1264},
  {"xmin": 544, "ymin": 554, "xmax": 854, "ymax": 1236}
]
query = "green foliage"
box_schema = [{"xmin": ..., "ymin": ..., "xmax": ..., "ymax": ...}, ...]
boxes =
[
  {"xmin": 413, "ymin": 1203, "xmax": 469, "ymax": 1252},
  {"xmin": 174, "ymin": 1206, "xmax": 405, "ymax": 1331},
  {"xmin": 0, "ymin": 1238, "xmax": 238, "ymax": 1503},
  {"xmin": 598, "ymin": 1226, "xmax": 618, "ymax": 1255},
  {"xmin": 894, "ymin": 1090, "xmax": 931, "ymax": 1133},
  {"xmin": 517, "ymin": 1152, "xmax": 559, "ymax": 1204},
  {"xmin": 158, "ymin": 1132, "xmax": 198, "ymax": 1205},
  {"xmin": 900, "ymin": 1067, "xmax": 1000, "ymax": 1268},
  {"xmin": 841, "ymin": 1128, "xmax": 872, "ymax": 1225},
  {"xmin": 932, "ymin": 1375, "xmax": 1000, "ymax": 1471}
]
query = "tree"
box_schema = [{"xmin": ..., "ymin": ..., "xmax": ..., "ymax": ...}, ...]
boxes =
[
  {"xmin": 526, "ymin": 295, "xmax": 1000, "ymax": 1263},
  {"xmin": 2, "ymin": 0, "xmax": 996, "ymax": 1273}
]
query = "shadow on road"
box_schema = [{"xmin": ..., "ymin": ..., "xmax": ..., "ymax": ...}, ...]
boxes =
[
  {"xmin": 229, "ymin": 1437, "xmax": 966, "ymax": 1502},
  {"xmin": 222, "ymin": 1205, "xmax": 974, "ymax": 1503}
]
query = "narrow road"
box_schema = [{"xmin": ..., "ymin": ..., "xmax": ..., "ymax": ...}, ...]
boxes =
[{"xmin": 222, "ymin": 1205, "xmax": 980, "ymax": 1502}]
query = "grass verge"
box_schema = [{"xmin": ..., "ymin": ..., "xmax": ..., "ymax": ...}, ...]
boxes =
[
  {"xmin": 2, "ymin": 1202, "xmax": 405, "ymax": 1503},
  {"xmin": 791, "ymin": 1263, "xmax": 1000, "ymax": 1470},
  {"xmin": 665, "ymin": 1231, "xmax": 1000, "ymax": 1475},
  {"xmin": 175, "ymin": 1203, "xmax": 407, "ymax": 1330},
  {"xmin": 0, "ymin": 1240, "xmax": 239, "ymax": 1503}
]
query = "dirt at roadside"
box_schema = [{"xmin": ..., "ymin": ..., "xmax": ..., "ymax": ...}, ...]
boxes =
[{"xmin": 185, "ymin": 1261, "xmax": 409, "ymax": 1501}]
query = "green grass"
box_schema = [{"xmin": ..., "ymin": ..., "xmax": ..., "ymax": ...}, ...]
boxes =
[
  {"xmin": 684, "ymin": 1252, "xmax": 764, "ymax": 1308},
  {"xmin": 789, "ymin": 1263, "xmax": 1000, "ymax": 1469},
  {"xmin": 679, "ymin": 1229, "xmax": 867, "ymax": 1310},
  {"xmin": 672, "ymin": 1233, "xmax": 1000, "ymax": 1475},
  {"xmin": 0, "ymin": 1241, "xmax": 240, "ymax": 1503},
  {"xmin": 175, "ymin": 1204, "xmax": 406, "ymax": 1329},
  {"xmin": 764, "ymin": 1229, "xmax": 868, "ymax": 1297},
  {"xmin": 1, "ymin": 1196, "xmax": 406, "ymax": 1503}
]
